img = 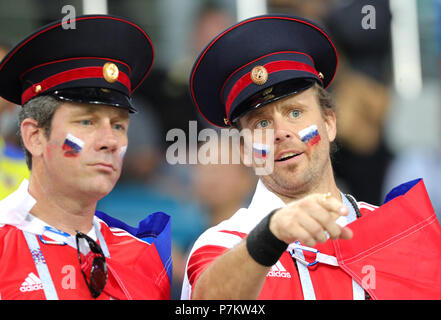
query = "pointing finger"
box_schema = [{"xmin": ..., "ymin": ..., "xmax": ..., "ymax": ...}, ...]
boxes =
[{"xmin": 317, "ymin": 193, "xmax": 349, "ymax": 216}]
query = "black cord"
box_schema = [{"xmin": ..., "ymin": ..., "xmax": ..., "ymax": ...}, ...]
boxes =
[
  {"xmin": 344, "ymin": 193, "xmax": 372, "ymax": 300},
  {"xmin": 344, "ymin": 194, "xmax": 362, "ymax": 218}
]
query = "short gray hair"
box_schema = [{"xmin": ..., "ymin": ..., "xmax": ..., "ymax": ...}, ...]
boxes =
[{"xmin": 18, "ymin": 95, "xmax": 62, "ymax": 170}]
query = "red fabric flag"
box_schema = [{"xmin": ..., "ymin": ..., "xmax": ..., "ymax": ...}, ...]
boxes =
[{"xmin": 334, "ymin": 179, "xmax": 441, "ymax": 299}]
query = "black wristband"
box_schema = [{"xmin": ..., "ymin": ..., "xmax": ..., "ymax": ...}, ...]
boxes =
[{"xmin": 246, "ymin": 209, "xmax": 288, "ymax": 267}]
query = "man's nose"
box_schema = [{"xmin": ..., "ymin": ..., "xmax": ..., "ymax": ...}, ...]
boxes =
[
  {"xmin": 274, "ymin": 119, "xmax": 294, "ymax": 143},
  {"xmin": 95, "ymin": 122, "xmax": 118, "ymax": 151}
]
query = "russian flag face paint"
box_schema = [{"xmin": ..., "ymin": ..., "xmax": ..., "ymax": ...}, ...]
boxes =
[
  {"xmin": 299, "ymin": 124, "xmax": 321, "ymax": 146},
  {"xmin": 119, "ymin": 145, "xmax": 127, "ymax": 160},
  {"xmin": 253, "ymin": 143, "xmax": 271, "ymax": 159},
  {"xmin": 62, "ymin": 133, "xmax": 85, "ymax": 157}
]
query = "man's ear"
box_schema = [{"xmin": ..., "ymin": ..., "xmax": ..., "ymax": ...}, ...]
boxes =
[
  {"xmin": 323, "ymin": 109, "xmax": 337, "ymax": 143},
  {"xmin": 20, "ymin": 118, "xmax": 46, "ymax": 158}
]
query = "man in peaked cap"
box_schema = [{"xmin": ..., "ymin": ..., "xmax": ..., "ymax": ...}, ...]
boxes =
[
  {"xmin": 0, "ymin": 15, "xmax": 171, "ymax": 300},
  {"xmin": 182, "ymin": 14, "xmax": 441, "ymax": 300},
  {"xmin": 181, "ymin": 14, "xmax": 378, "ymax": 300}
]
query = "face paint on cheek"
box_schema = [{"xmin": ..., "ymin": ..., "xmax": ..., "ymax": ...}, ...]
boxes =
[
  {"xmin": 62, "ymin": 133, "xmax": 85, "ymax": 158},
  {"xmin": 298, "ymin": 124, "xmax": 321, "ymax": 147},
  {"xmin": 119, "ymin": 145, "xmax": 127, "ymax": 160},
  {"xmin": 252, "ymin": 142, "xmax": 271, "ymax": 159},
  {"xmin": 250, "ymin": 128, "xmax": 274, "ymax": 176}
]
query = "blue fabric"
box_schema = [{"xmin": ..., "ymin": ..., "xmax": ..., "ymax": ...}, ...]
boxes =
[
  {"xmin": 383, "ymin": 178, "xmax": 422, "ymax": 204},
  {"xmin": 97, "ymin": 184, "xmax": 208, "ymax": 252},
  {"xmin": 3, "ymin": 142, "xmax": 26, "ymax": 160},
  {"xmin": 95, "ymin": 210, "xmax": 172, "ymax": 285}
]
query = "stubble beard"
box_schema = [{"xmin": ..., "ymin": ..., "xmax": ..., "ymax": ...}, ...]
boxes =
[{"xmin": 262, "ymin": 149, "xmax": 330, "ymax": 200}]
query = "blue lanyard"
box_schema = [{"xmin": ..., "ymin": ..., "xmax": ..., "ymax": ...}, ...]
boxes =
[
  {"xmin": 292, "ymin": 193, "xmax": 365, "ymax": 300},
  {"xmin": 23, "ymin": 231, "xmax": 59, "ymax": 300}
]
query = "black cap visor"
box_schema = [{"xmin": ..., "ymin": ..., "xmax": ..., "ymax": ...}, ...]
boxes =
[
  {"xmin": 230, "ymin": 78, "xmax": 317, "ymax": 124},
  {"xmin": 46, "ymin": 87, "xmax": 136, "ymax": 113}
]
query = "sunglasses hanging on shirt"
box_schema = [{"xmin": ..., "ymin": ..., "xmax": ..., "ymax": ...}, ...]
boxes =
[{"xmin": 75, "ymin": 231, "xmax": 108, "ymax": 298}]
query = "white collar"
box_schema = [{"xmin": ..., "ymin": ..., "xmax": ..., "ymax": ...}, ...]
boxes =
[
  {"xmin": 246, "ymin": 179, "xmax": 350, "ymax": 227},
  {"xmin": 0, "ymin": 179, "xmax": 36, "ymax": 228},
  {"xmin": 0, "ymin": 179, "xmax": 98, "ymax": 244},
  {"xmin": 248, "ymin": 179, "xmax": 286, "ymax": 221}
]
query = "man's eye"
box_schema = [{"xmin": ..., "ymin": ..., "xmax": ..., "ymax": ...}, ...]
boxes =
[
  {"xmin": 113, "ymin": 124, "xmax": 126, "ymax": 131},
  {"xmin": 256, "ymin": 119, "xmax": 270, "ymax": 128},
  {"xmin": 80, "ymin": 119, "xmax": 92, "ymax": 125},
  {"xmin": 289, "ymin": 110, "xmax": 302, "ymax": 118}
]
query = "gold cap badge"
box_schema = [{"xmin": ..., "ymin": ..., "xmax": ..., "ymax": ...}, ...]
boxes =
[
  {"xmin": 103, "ymin": 62, "xmax": 119, "ymax": 83},
  {"xmin": 318, "ymin": 72, "xmax": 324, "ymax": 80},
  {"xmin": 34, "ymin": 84, "xmax": 42, "ymax": 93},
  {"xmin": 250, "ymin": 65, "xmax": 268, "ymax": 85}
]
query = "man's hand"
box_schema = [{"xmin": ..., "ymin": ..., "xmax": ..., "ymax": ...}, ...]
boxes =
[{"xmin": 269, "ymin": 193, "xmax": 353, "ymax": 247}]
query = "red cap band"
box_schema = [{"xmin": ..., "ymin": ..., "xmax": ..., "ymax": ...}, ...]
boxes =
[
  {"xmin": 21, "ymin": 66, "xmax": 131, "ymax": 105},
  {"xmin": 225, "ymin": 60, "xmax": 318, "ymax": 117}
]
